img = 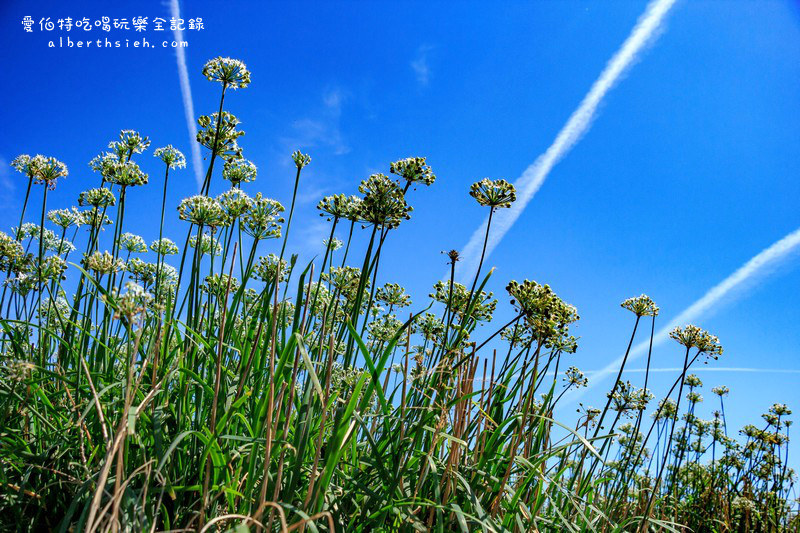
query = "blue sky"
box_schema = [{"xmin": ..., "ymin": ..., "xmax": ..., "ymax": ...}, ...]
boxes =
[{"xmin": 1, "ymin": 1, "xmax": 799, "ymax": 465}]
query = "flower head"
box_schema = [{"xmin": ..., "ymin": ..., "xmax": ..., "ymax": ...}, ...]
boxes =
[
  {"xmin": 114, "ymin": 130, "xmax": 151, "ymax": 156},
  {"xmin": 189, "ymin": 232, "xmax": 222, "ymax": 256},
  {"xmin": 317, "ymin": 194, "xmax": 362, "ymax": 221},
  {"xmin": 222, "ymin": 158, "xmax": 257, "ymax": 185},
  {"xmin": 114, "ymin": 282, "xmax": 153, "ymax": 321},
  {"xmin": 201, "ymin": 273, "xmax": 240, "ymax": 297},
  {"xmin": 376, "ymin": 282, "xmax": 412, "ymax": 308},
  {"xmin": 669, "ymin": 325, "xmax": 723, "ymax": 357},
  {"xmin": 254, "ymin": 254, "xmax": 289, "ymax": 283},
  {"xmin": 120, "ymin": 233, "xmax": 147, "ymax": 254},
  {"xmin": 11, "ymin": 154, "xmax": 42, "ymax": 179},
  {"xmin": 197, "ymin": 112, "xmax": 244, "ymax": 161},
  {"xmin": 430, "ymin": 280, "xmax": 496, "ymax": 324},
  {"xmin": 153, "ymin": 145, "xmax": 186, "ymax": 169},
  {"xmin": 32, "ymin": 155, "xmax": 68, "ymax": 189},
  {"xmin": 357, "ymin": 174, "xmax": 412, "ymax": 229},
  {"xmin": 469, "ymin": 178, "xmax": 515, "ymax": 209},
  {"xmin": 104, "ymin": 160, "xmax": 149, "ymax": 187},
  {"xmin": 84, "ymin": 251, "xmax": 125, "ymax": 275},
  {"xmin": 0, "ymin": 232, "xmax": 24, "ymax": 269},
  {"xmin": 202, "ymin": 57, "xmax": 251, "ymax": 89},
  {"xmin": 78, "ymin": 209, "xmax": 114, "ymax": 230},
  {"xmin": 506, "ymin": 279, "xmax": 579, "ymax": 345},
  {"xmin": 292, "ymin": 150, "xmax": 311, "ymax": 169},
  {"xmin": 620, "ymin": 294, "xmax": 659, "ymax": 317},
  {"xmin": 711, "ymin": 386, "xmax": 730, "ymax": 397},
  {"xmin": 390, "ymin": 157, "xmax": 435, "ymax": 187},
  {"xmin": 324, "ymin": 237, "xmax": 343, "ymax": 251},
  {"xmin": 47, "ymin": 208, "xmax": 82, "ymax": 229},
  {"xmin": 178, "ymin": 195, "xmax": 229, "ymax": 228},
  {"xmin": 78, "ymin": 188, "xmax": 116, "ymax": 208},
  {"xmin": 685, "ymin": 374, "xmax": 703, "ymax": 388},
  {"xmin": 89, "ymin": 152, "xmax": 120, "ymax": 176},
  {"xmin": 217, "ymin": 188, "xmax": 253, "ymax": 219},
  {"xmin": 242, "ymin": 193, "xmax": 284, "ymax": 240},
  {"xmin": 150, "ymin": 238, "xmax": 179, "ymax": 256}
]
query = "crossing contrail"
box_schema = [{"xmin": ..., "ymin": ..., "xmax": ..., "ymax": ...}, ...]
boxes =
[
  {"xmin": 575, "ymin": 226, "xmax": 800, "ymax": 398},
  {"xmin": 170, "ymin": 0, "xmax": 204, "ymax": 192},
  {"xmin": 456, "ymin": 0, "xmax": 677, "ymax": 281}
]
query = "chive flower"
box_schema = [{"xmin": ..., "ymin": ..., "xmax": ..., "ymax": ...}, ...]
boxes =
[
  {"xmin": 222, "ymin": 158, "xmax": 257, "ymax": 185},
  {"xmin": 153, "ymin": 145, "xmax": 187, "ymax": 169},
  {"xmin": 390, "ymin": 157, "xmax": 435, "ymax": 187},
  {"xmin": 469, "ymin": 178, "xmax": 516, "ymax": 209},
  {"xmin": 202, "ymin": 57, "xmax": 251, "ymax": 89}
]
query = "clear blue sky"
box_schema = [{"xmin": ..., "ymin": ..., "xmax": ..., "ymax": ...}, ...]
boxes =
[{"xmin": 1, "ymin": 1, "xmax": 799, "ymax": 465}]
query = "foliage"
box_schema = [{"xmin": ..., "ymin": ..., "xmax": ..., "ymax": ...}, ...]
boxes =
[{"xmin": 0, "ymin": 56, "xmax": 796, "ymax": 533}]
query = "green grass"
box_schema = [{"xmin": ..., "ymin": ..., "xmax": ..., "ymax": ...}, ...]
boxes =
[{"xmin": 0, "ymin": 57, "xmax": 796, "ymax": 532}]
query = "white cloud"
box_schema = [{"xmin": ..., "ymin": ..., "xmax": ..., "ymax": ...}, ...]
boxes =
[
  {"xmin": 282, "ymin": 88, "xmax": 351, "ymax": 156},
  {"xmin": 411, "ymin": 45, "xmax": 433, "ymax": 86}
]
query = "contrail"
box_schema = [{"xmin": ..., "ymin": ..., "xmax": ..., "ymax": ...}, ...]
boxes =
[
  {"xmin": 585, "ymin": 367, "xmax": 800, "ymax": 375},
  {"xmin": 475, "ymin": 367, "xmax": 800, "ymax": 383},
  {"xmin": 574, "ymin": 226, "xmax": 800, "ymax": 399},
  {"xmin": 170, "ymin": 0, "xmax": 204, "ymax": 192},
  {"xmin": 456, "ymin": 0, "xmax": 677, "ymax": 281}
]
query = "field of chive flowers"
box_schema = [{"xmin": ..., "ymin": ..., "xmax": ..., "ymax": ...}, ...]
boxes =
[{"xmin": 0, "ymin": 57, "xmax": 796, "ymax": 532}]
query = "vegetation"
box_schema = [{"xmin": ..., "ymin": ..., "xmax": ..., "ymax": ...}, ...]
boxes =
[{"xmin": 0, "ymin": 57, "xmax": 796, "ymax": 532}]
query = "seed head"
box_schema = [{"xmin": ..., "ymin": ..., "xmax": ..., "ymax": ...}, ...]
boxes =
[
  {"xmin": 0, "ymin": 232, "xmax": 24, "ymax": 269},
  {"xmin": 564, "ymin": 366, "xmax": 588, "ymax": 388},
  {"xmin": 431, "ymin": 280, "xmax": 496, "ymax": 323},
  {"xmin": 201, "ymin": 273, "xmax": 240, "ymax": 298}
]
